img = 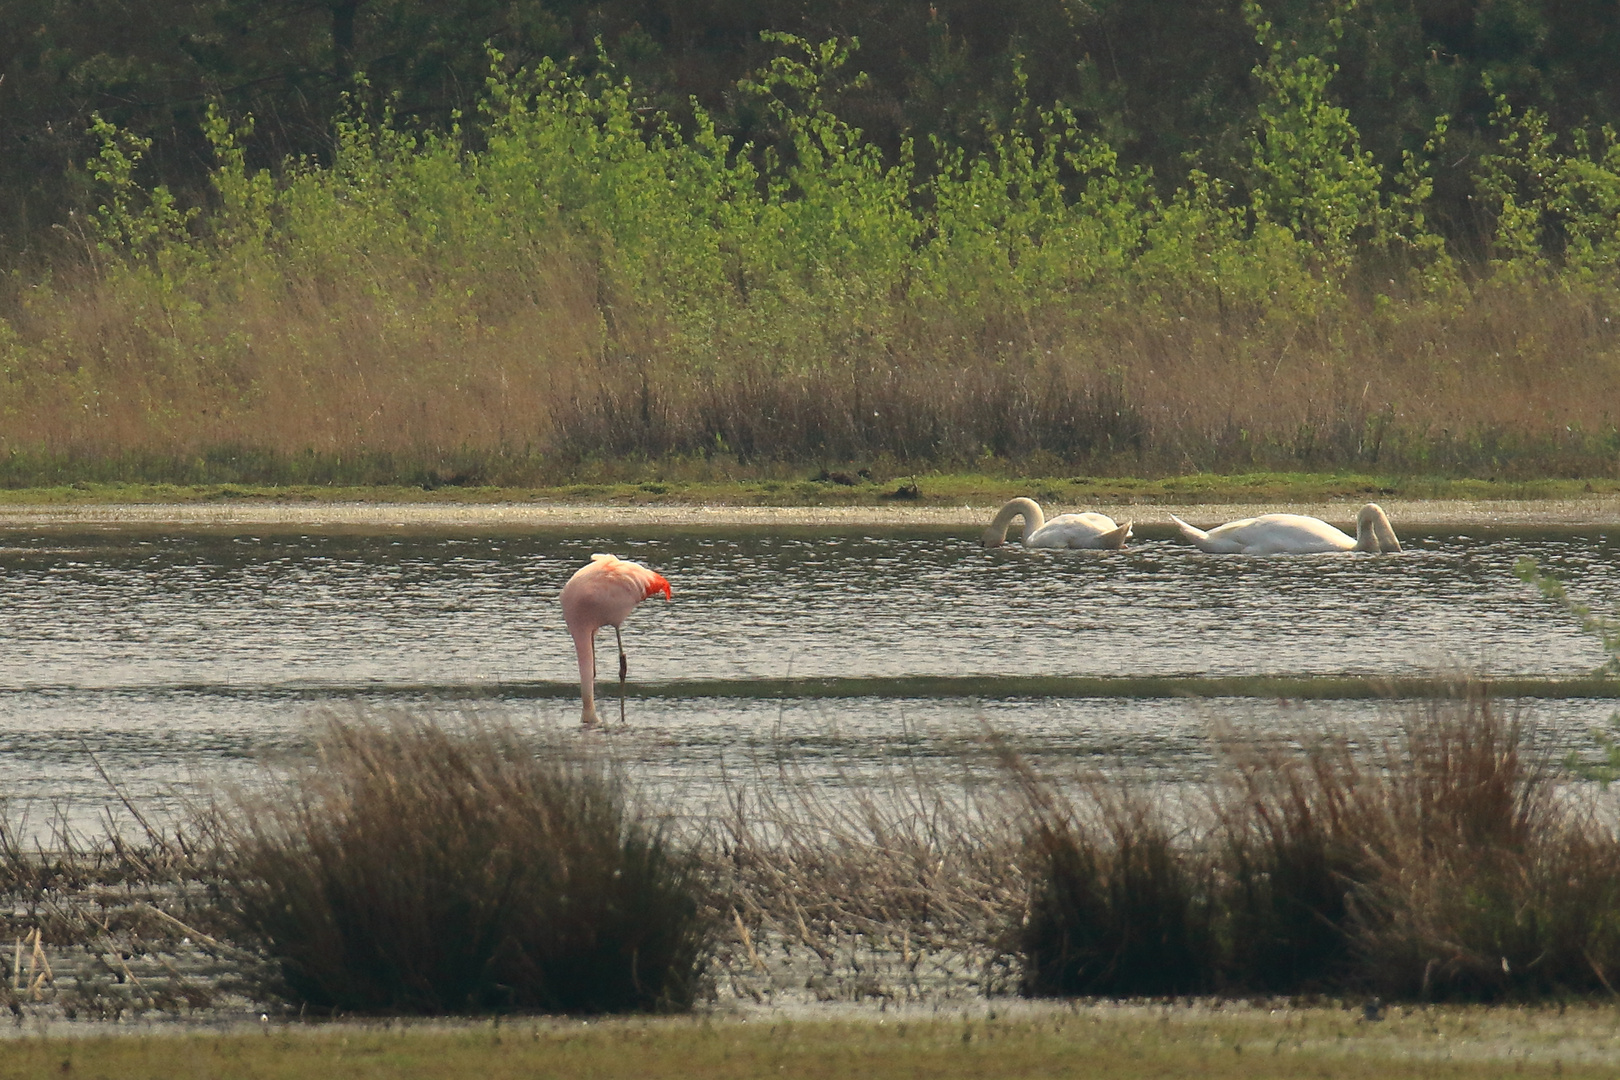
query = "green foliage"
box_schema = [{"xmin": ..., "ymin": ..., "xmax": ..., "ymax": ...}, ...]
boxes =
[
  {"xmin": 1479, "ymin": 91, "xmax": 1620, "ymax": 280},
  {"xmin": 201, "ymin": 105, "xmax": 276, "ymax": 258},
  {"xmin": 68, "ymin": 28, "xmax": 1618, "ymax": 362},
  {"xmin": 1384, "ymin": 113, "xmax": 1459, "ymax": 290},
  {"xmin": 922, "ymin": 63, "xmax": 1155, "ymax": 316},
  {"xmin": 1513, "ymin": 557, "xmax": 1620, "ymax": 675},
  {"xmin": 8, "ymin": 27, "xmax": 1617, "ymax": 476},
  {"xmin": 69, "ymin": 30, "xmax": 1420, "ymax": 348},
  {"xmin": 86, "ymin": 115, "xmax": 197, "ymax": 271},
  {"xmin": 1243, "ymin": 1, "xmax": 1383, "ymax": 269},
  {"xmin": 10, "ymin": 0, "xmax": 1620, "ymax": 277}
]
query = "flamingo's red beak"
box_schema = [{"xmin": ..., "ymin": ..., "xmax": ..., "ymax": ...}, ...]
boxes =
[{"xmin": 646, "ymin": 573, "xmax": 672, "ymax": 601}]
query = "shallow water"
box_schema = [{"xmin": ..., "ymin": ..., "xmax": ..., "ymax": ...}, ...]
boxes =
[{"xmin": 0, "ymin": 524, "xmax": 1616, "ymax": 827}]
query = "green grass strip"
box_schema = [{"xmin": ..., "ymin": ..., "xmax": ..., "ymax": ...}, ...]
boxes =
[
  {"xmin": 110, "ymin": 674, "xmax": 1619, "ymax": 701},
  {"xmin": 3, "ymin": 1010, "xmax": 1613, "ymax": 1080},
  {"xmin": 534, "ymin": 674, "xmax": 1620, "ymax": 700},
  {"xmin": 3, "ymin": 471, "xmax": 1619, "ymax": 507}
]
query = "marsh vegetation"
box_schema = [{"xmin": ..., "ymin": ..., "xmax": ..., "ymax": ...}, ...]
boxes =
[
  {"xmin": 2, "ymin": 7, "xmax": 1619, "ymax": 486},
  {"xmin": 5, "ymin": 695, "xmax": 1620, "ymax": 1021}
]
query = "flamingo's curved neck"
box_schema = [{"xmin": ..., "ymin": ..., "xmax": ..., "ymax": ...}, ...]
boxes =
[{"xmin": 992, "ymin": 498, "xmax": 1045, "ymax": 544}]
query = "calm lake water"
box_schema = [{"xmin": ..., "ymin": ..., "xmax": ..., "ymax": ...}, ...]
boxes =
[{"xmin": 0, "ymin": 523, "xmax": 1616, "ymax": 826}]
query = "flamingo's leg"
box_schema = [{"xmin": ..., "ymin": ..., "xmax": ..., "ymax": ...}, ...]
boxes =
[{"xmin": 615, "ymin": 626, "xmax": 627, "ymax": 723}]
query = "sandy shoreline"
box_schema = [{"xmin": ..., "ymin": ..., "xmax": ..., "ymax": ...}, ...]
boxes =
[{"xmin": 0, "ymin": 497, "xmax": 1616, "ymax": 530}]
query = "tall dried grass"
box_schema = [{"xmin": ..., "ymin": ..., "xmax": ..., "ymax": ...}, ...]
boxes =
[
  {"xmin": 0, "ymin": 798, "xmax": 249, "ymax": 1018},
  {"xmin": 709, "ymin": 734, "xmax": 1028, "ymax": 1001},
  {"xmin": 5, "ymin": 259, "xmax": 1617, "ymax": 483},
  {"xmin": 1017, "ymin": 778, "xmax": 1216, "ymax": 997},
  {"xmin": 6, "ymin": 696, "xmax": 1620, "ymax": 1013},
  {"xmin": 1017, "ymin": 695, "xmax": 1620, "ymax": 1001},
  {"xmin": 204, "ymin": 713, "xmax": 710, "ymax": 1015},
  {"xmin": 1329, "ymin": 700, "xmax": 1620, "ymax": 999}
]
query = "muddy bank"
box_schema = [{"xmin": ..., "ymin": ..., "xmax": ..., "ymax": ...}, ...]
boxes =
[
  {"xmin": 0, "ymin": 892, "xmax": 1002, "ymax": 1029},
  {"xmin": 0, "ymin": 497, "xmax": 1616, "ymax": 531}
]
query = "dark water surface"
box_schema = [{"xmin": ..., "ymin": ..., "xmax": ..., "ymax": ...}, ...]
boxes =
[{"xmin": 0, "ymin": 524, "xmax": 1616, "ymax": 825}]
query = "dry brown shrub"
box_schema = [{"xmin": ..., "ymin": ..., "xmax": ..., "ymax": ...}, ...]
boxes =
[
  {"xmin": 205, "ymin": 711, "xmax": 710, "ymax": 1015},
  {"xmin": 3, "ymin": 247, "xmax": 1618, "ymax": 480},
  {"xmin": 1017, "ymin": 693, "xmax": 1620, "ymax": 1001}
]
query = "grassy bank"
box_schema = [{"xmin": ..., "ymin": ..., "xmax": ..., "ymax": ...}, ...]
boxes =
[
  {"xmin": 3, "ymin": 1008, "xmax": 1618, "ymax": 1079},
  {"xmin": 2, "ymin": 472, "xmax": 1619, "ymax": 508},
  {"xmin": 3, "ymin": 33, "xmax": 1619, "ymax": 485}
]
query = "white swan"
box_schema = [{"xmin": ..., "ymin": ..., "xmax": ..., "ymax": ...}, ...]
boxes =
[
  {"xmin": 982, "ymin": 497, "xmax": 1133, "ymax": 549},
  {"xmin": 1169, "ymin": 502, "xmax": 1401, "ymax": 555}
]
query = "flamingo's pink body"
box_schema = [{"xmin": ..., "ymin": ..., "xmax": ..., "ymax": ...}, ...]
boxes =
[{"xmin": 560, "ymin": 553, "xmax": 671, "ymax": 724}]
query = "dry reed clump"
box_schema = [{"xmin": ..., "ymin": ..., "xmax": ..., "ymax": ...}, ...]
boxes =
[
  {"xmin": 1331, "ymin": 699, "xmax": 1620, "ymax": 1000},
  {"xmin": 1215, "ymin": 733, "xmax": 1371, "ymax": 993},
  {"xmin": 0, "ymin": 801, "xmax": 254, "ymax": 1019},
  {"xmin": 1016, "ymin": 696, "xmax": 1620, "ymax": 1002},
  {"xmin": 204, "ymin": 712, "xmax": 711, "ymax": 1015},
  {"xmin": 1015, "ymin": 778, "xmax": 1215, "ymax": 998},
  {"xmin": 710, "ymin": 745, "xmax": 1028, "ymax": 1002}
]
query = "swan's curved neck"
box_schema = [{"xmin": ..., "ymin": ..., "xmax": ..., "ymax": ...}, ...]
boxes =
[
  {"xmin": 990, "ymin": 498, "xmax": 1045, "ymax": 544},
  {"xmin": 1353, "ymin": 513, "xmax": 1377, "ymax": 552},
  {"xmin": 1354, "ymin": 505, "xmax": 1399, "ymax": 553}
]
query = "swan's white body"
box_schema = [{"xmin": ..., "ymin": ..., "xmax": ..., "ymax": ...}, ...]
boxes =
[
  {"xmin": 982, "ymin": 498, "xmax": 1132, "ymax": 549},
  {"xmin": 1169, "ymin": 503, "xmax": 1401, "ymax": 555}
]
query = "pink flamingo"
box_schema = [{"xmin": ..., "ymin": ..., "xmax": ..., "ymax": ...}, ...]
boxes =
[{"xmin": 560, "ymin": 553, "xmax": 671, "ymax": 724}]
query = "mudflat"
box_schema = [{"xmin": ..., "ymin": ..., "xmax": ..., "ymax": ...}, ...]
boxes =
[{"xmin": 0, "ymin": 497, "xmax": 1616, "ymax": 530}]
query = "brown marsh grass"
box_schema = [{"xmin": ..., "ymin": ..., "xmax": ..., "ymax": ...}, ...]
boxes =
[
  {"xmin": 0, "ymin": 799, "xmax": 246, "ymax": 1018},
  {"xmin": 1018, "ymin": 694, "xmax": 1620, "ymax": 1001},
  {"xmin": 710, "ymin": 734, "xmax": 1027, "ymax": 1001},
  {"xmin": 2, "ymin": 253, "xmax": 1619, "ymax": 485},
  {"xmin": 203, "ymin": 712, "xmax": 709, "ymax": 1015},
  {"xmin": 4, "ymin": 696, "xmax": 1620, "ymax": 1018},
  {"xmin": 1014, "ymin": 771, "xmax": 1217, "ymax": 998}
]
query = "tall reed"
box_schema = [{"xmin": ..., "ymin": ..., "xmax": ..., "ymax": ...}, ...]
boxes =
[
  {"xmin": 206, "ymin": 712, "xmax": 710, "ymax": 1014},
  {"xmin": 1018, "ymin": 779, "xmax": 1215, "ymax": 997},
  {"xmin": 1017, "ymin": 696, "xmax": 1620, "ymax": 1001}
]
